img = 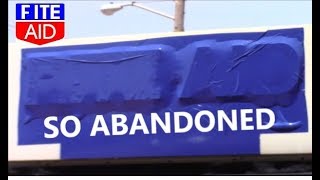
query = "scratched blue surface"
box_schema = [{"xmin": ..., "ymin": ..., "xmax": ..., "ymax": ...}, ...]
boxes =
[{"xmin": 18, "ymin": 28, "xmax": 308, "ymax": 160}]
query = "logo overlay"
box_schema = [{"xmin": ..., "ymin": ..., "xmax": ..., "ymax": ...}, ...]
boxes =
[{"xmin": 16, "ymin": 3, "xmax": 65, "ymax": 45}]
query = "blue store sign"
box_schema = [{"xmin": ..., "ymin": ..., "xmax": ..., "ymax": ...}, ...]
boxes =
[{"xmin": 18, "ymin": 28, "xmax": 308, "ymax": 160}]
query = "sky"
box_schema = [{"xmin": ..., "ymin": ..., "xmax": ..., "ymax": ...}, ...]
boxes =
[{"xmin": 8, "ymin": 0, "xmax": 312, "ymax": 42}]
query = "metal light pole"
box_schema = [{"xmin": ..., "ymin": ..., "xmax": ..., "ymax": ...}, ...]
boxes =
[
  {"xmin": 174, "ymin": 0, "xmax": 185, "ymax": 32},
  {"xmin": 100, "ymin": 0, "xmax": 185, "ymax": 32}
]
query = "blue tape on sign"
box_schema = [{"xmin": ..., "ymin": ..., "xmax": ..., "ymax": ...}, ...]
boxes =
[{"xmin": 18, "ymin": 28, "xmax": 308, "ymax": 160}]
